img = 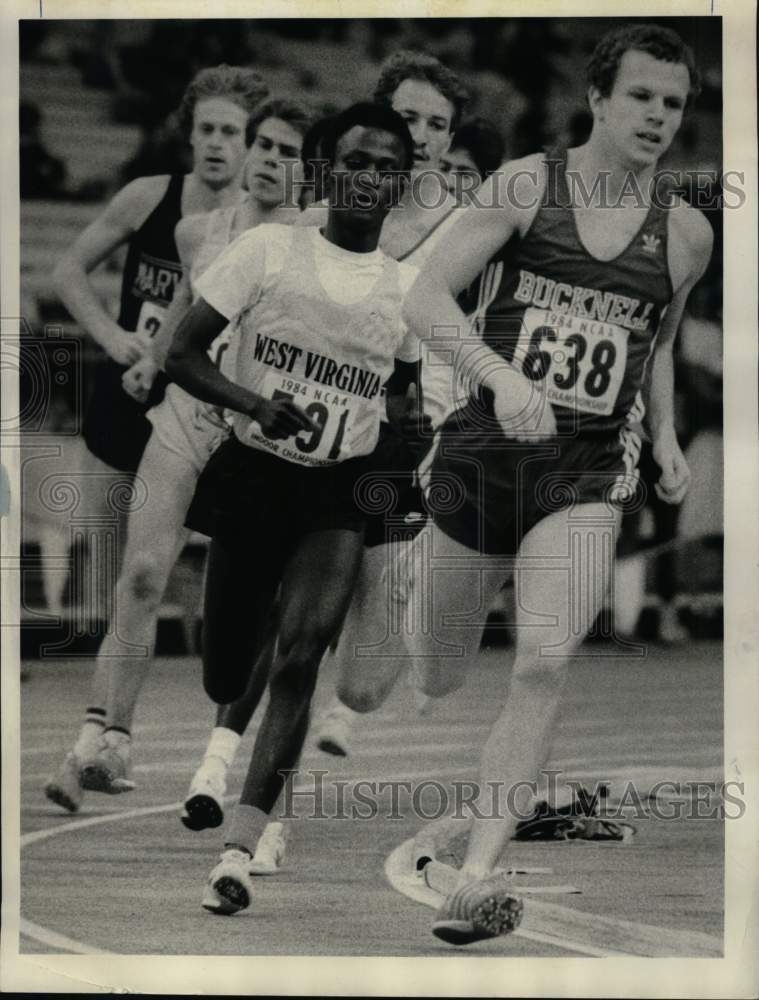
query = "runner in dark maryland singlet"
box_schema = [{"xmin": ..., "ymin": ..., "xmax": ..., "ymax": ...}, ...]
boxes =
[
  {"xmin": 82, "ymin": 175, "xmax": 184, "ymax": 472},
  {"xmin": 55, "ymin": 65, "xmax": 266, "ymax": 475},
  {"xmin": 44, "ymin": 99, "xmax": 312, "ymax": 817},
  {"xmin": 118, "ymin": 174, "xmax": 185, "ymax": 333},
  {"xmin": 43, "ymin": 67, "xmax": 268, "ymax": 816}
]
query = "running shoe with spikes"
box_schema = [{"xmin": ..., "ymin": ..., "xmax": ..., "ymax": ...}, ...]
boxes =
[
  {"xmin": 432, "ymin": 873, "xmax": 524, "ymax": 945},
  {"xmin": 181, "ymin": 756, "xmax": 226, "ymax": 831},
  {"xmin": 313, "ymin": 702, "xmax": 355, "ymax": 757},
  {"xmin": 202, "ymin": 849, "xmax": 254, "ymax": 916},
  {"xmin": 249, "ymin": 822, "xmax": 287, "ymax": 876},
  {"xmin": 79, "ymin": 741, "xmax": 135, "ymax": 794},
  {"xmin": 44, "ymin": 751, "xmax": 83, "ymax": 813}
]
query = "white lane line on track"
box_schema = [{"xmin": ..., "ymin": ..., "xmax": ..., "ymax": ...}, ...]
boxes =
[
  {"xmin": 19, "ymin": 918, "xmax": 113, "ymax": 956},
  {"xmin": 383, "ymin": 839, "xmax": 618, "ymax": 958},
  {"xmin": 20, "ymin": 765, "xmax": 474, "ymax": 953},
  {"xmin": 385, "ymin": 839, "xmax": 724, "ymax": 958}
]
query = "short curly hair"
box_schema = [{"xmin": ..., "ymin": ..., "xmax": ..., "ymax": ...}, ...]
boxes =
[
  {"xmin": 373, "ymin": 49, "xmax": 469, "ymax": 131},
  {"xmin": 320, "ymin": 102, "xmax": 414, "ymax": 172},
  {"xmin": 587, "ymin": 24, "xmax": 701, "ymax": 105},
  {"xmin": 450, "ymin": 119, "xmax": 505, "ymax": 180},
  {"xmin": 177, "ymin": 64, "xmax": 269, "ymax": 136},
  {"xmin": 245, "ymin": 97, "xmax": 317, "ymax": 147}
]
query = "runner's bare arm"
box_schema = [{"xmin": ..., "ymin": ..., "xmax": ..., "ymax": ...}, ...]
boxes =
[
  {"xmin": 53, "ymin": 175, "xmax": 171, "ymax": 366},
  {"xmin": 648, "ymin": 204, "xmax": 714, "ymax": 504},
  {"xmin": 150, "ymin": 214, "xmax": 208, "ymax": 368},
  {"xmin": 166, "ymin": 299, "xmax": 315, "ymax": 438},
  {"xmin": 403, "ymin": 155, "xmax": 553, "ymax": 433},
  {"xmin": 121, "ymin": 271, "xmax": 192, "ymax": 402}
]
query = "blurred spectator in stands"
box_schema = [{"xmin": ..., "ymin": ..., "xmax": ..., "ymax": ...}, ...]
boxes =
[
  {"xmin": 679, "ymin": 284, "xmax": 722, "ymax": 437},
  {"xmin": 439, "ymin": 118, "xmax": 505, "ymax": 203},
  {"xmin": 19, "ymin": 22, "xmax": 51, "ymax": 61},
  {"xmin": 566, "ymin": 108, "xmax": 593, "ymax": 149},
  {"xmin": 664, "ymin": 282, "xmax": 723, "ymax": 626},
  {"xmin": 120, "ymin": 111, "xmax": 191, "ymax": 184},
  {"xmin": 20, "ymin": 101, "xmax": 67, "ymax": 200},
  {"xmin": 112, "ymin": 22, "xmax": 196, "ymax": 127}
]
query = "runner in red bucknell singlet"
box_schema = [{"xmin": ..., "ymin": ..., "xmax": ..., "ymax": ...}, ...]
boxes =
[
  {"xmin": 400, "ymin": 24, "xmax": 714, "ymax": 945},
  {"xmin": 468, "ymin": 149, "xmax": 672, "ymax": 437}
]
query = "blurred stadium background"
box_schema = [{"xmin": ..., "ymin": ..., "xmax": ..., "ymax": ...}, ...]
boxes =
[{"xmin": 18, "ymin": 17, "xmax": 723, "ymax": 653}]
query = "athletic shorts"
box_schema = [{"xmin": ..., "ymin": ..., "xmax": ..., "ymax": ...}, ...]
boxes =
[
  {"xmin": 185, "ymin": 433, "xmax": 369, "ymax": 547},
  {"xmin": 147, "ymin": 382, "xmax": 230, "ymax": 475},
  {"xmin": 361, "ymin": 421, "xmax": 429, "ymax": 548},
  {"xmin": 82, "ymin": 359, "xmax": 167, "ymax": 473},
  {"xmin": 430, "ymin": 401, "xmax": 641, "ymax": 555}
]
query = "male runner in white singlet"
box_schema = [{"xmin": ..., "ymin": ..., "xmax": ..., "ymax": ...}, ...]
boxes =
[
  {"xmin": 182, "ymin": 52, "xmax": 470, "ymax": 806},
  {"xmin": 166, "ymin": 103, "xmax": 422, "ymax": 914},
  {"xmin": 44, "ymin": 98, "xmax": 311, "ymax": 813},
  {"xmin": 402, "ymin": 24, "xmax": 713, "ymax": 944}
]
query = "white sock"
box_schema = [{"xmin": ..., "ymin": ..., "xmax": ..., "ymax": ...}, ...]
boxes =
[
  {"xmin": 104, "ymin": 728, "xmax": 132, "ymax": 750},
  {"xmin": 73, "ymin": 720, "xmax": 105, "ymax": 759},
  {"xmin": 204, "ymin": 727, "xmax": 241, "ymax": 769}
]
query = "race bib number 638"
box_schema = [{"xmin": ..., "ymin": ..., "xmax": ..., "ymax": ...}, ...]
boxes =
[{"xmin": 516, "ymin": 307, "xmax": 629, "ymax": 416}]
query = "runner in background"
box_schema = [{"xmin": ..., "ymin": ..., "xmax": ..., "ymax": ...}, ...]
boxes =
[{"xmin": 43, "ymin": 92, "xmax": 318, "ymax": 815}]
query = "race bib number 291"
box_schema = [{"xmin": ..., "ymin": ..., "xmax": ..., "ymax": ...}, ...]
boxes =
[
  {"xmin": 250, "ymin": 371, "xmax": 354, "ymax": 465},
  {"xmin": 516, "ymin": 307, "xmax": 629, "ymax": 416}
]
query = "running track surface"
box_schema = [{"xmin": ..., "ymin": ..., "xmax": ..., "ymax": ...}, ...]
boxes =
[{"xmin": 19, "ymin": 641, "xmax": 723, "ymax": 956}]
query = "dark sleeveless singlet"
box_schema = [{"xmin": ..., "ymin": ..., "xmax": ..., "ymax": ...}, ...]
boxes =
[
  {"xmin": 463, "ymin": 150, "xmax": 673, "ymax": 435},
  {"xmin": 83, "ymin": 175, "xmax": 184, "ymax": 472},
  {"xmin": 431, "ymin": 151, "xmax": 676, "ymax": 554},
  {"xmin": 117, "ymin": 173, "xmax": 184, "ymax": 331}
]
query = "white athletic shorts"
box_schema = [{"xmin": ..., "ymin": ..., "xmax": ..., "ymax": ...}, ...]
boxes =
[{"xmin": 147, "ymin": 382, "xmax": 230, "ymax": 475}]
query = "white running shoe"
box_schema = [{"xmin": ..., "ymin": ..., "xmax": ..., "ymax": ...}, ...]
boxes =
[
  {"xmin": 44, "ymin": 751, "xmax": 83, "ymax": 813},
  {"xmin": 181, "ymin": 756, "xmax": 227, "ymax": 831},
  {"xmin": 313, "ymin": 703, "xmax": 356, "ymax": 756},
  {"xmin": 202, "ymin": 849, "xmax": 253, "ymax": 916},
  {"xmin": 249, "ymin": 822, "xmax": 287, "ymax": 876}
]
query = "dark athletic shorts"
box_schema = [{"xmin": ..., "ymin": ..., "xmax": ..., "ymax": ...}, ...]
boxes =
[
  {"xmin": 82, "ymin": 359, "xmax": 168, "ymax": 473},
  {"xmin": 430, "ymin": 401, "xmax": 641, "ymax": 556},
  {"xmin": 361, "ymin": 421, "xmax": 429, "ymax": 548},
  {"xmin": 186, "ymin": 433, "xmax": 369, "ymax": 549}
]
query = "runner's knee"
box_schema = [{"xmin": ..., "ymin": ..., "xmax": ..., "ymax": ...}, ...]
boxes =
[
  {"xmin": 416, "ymin": 663, "xmax": 464, "ymax": 698},
  {"xmin": 510, "ymin": 654, "xmax": 568, "ymax": 691},
  {"xmin": 336, "ymin": 676, "xmax": 388, "ymax": 713},
  {"xmin": 271, "ymin": 625, "xmax": 331, "ymax": 696},
  {"xmin": 120, "ymin": 553, "xmax": 166, "ymax": 609}
]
